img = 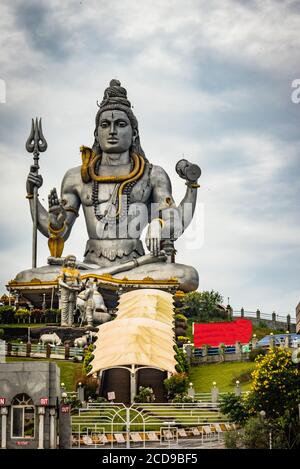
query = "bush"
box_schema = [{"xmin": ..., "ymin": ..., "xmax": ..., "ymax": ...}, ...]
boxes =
[
  {"xmin": 177, "ymin": 335, "xmax": 189, "ymax": 344},
  {"xmin": 174, "ymin": 344, "xmax": 189, "ymax": 373},
  {"xmin": 134, "ymin": 386, "xmax": 155, "ymax": 403},
  {"xmin": 175, "ymin": 313, "xmax": 187, "ymax": 322},
  {"xmin": 77, "ymin": 375, "xmax": 98, "ymax": 399},
  {"xmin": 45, "ymin": 308, "xmax": 60, "ymax": 315},
  {"xmin": 163, "ymin": 373, "xmax": 189, "ymax": 400},
  {"xmin": 172, "ymin": 393, "xmax": 194, "ymax": 403},
  {"xmin": 219, "ymin": 393, "xmax": 249, "ymax": 425},
  {"xmin": 223, "ymin": 417, "xmax": 269, "ymax": 449},
  {"xmin": 14, "ymin": 308, "xmax": 29, "ymax": 319},
  {"xmin": 249, "ymin": 347, "xmax": 266, "ymax": 362},
  {"xmin": 0, "ymin": 328, "xmax": 4, "ymax": 339},
  {"xmin": 232, "ymin": 368, "xmax": 253, "ymax": 385},
  {"xmin": 0, "ymin": 305, "xmax": 15, "ymax": 323},
  {"xmin": 82, "ymin": 344, "xmax": 95, "ymax": 375},
  {"xmin": 31, "ymin": 308, "xmax": 43, "ymax": 318}
]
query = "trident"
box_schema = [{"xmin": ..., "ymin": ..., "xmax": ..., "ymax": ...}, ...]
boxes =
[{"xmin": 26, "ymin": 118, "xmax": 48, "ymax": 268}]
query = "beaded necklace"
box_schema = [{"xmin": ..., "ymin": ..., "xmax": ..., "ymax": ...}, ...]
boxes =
[{"xmin": 91, "ymin": 154, "xmax": 144, "ymax": 224}]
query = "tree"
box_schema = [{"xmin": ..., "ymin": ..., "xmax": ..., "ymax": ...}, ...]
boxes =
[
  {"xmin": 221, "ymin": 348, "xmax": 300, "ymax": 449},
  {"xmin": 181, "ymin": 290, "xmax": 224, "ymax": 321},
  {"xmin": 248, "ymin": 348, "xmax": 300, "ymax": 419}
]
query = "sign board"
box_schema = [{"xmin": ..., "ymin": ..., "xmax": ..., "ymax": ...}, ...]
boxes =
[
  {"xmin": 242, "ymin": 344, "xmax": 250, "ymax": 353},
  {"xmin": 61, "ymin": 404, "xmax": 70, "ymax": 414},
  {"xmin": 0, "ymin": 397, "xmax": 6, "ymax": 406},
  {"xmin": 107, "ymin": 391, "xmax": 115, "ymax": 401},
  {"xmin": 40, "ymin": 397, "xmax": 49, "ymax": 406}
]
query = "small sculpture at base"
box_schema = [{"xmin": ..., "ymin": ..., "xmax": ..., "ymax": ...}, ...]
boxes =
[
  {"xmin": 59, "ymin": 255, "xmax": 82, "ymax": 326},
  {"xmin": 76, "ymin": 279, "xmax": 109, "ymax": 327}
]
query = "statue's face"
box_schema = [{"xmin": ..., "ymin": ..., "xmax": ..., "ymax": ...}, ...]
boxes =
[
  {"xmin": 98, "ymin": 110, "xmax": 133, "ymax": 154},
  {"xmin": 67, "ymin": 257, "xmax": 76, "ymax": 268}
]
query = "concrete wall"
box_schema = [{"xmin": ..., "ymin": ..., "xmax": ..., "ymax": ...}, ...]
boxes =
[{"xmin": 0, "ymin": 362, "xmax": 60, "ymax": 449}]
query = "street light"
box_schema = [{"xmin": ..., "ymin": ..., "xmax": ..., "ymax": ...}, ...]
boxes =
[{"xmin": 259, "ymin": 410, "xmax": 272, "ymax": 449}]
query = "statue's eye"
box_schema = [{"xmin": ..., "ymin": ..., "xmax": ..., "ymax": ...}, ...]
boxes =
[
  {"xmin": 118, "ymin": 121, "xmax": 127, "ymax": 127},
  {"xmin": 100, "ymin": 121, "xmax": 109, "ymax": 128}
]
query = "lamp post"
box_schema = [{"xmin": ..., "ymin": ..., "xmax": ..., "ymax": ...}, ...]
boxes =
[
  {"xmin": 235, "ymin": 380, "xmax": 241, "ymax": 396},
  {"xmin": 211, "ymin": 381, "xmax": 219, "ymax": 403},
  {"xmin": 259, "ymin": 410, "xmax": 272, "ymax": 449},
  {"xmin": 188, "ymin": 382, "xmax": 195, "ymax": 402},
  {"xmin": 42, "ymin": 293, "xmax": 46, "ymax": 313}
]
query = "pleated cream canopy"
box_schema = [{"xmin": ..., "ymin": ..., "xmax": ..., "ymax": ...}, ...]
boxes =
[{"xmin": 90, "ymin": 289, "xmax": 177, "ymax": 375}]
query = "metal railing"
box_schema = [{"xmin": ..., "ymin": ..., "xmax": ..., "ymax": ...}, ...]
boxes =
[
  {"xmin": 4, "ymin": 342, "xmax": 84, "ymax": 360},
  {"xmin": 71, "ymin": 402, "xmax": 229, "ymax": 449}
]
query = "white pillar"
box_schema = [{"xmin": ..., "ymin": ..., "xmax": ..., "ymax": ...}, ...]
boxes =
[
  {"xmin": 130, "ymin": 365, "xmax": 136, "ymax": 404},
  {"xmin": 38, "ymin": 407, "xmax": 45, "ymax": 449},
  {"xmin": 1, "ymin": 407, "xmax": 8, "ymax": 449},
  {"xmin": 49, "ymin": 408, "xmax": 56, "ymax": 449}
]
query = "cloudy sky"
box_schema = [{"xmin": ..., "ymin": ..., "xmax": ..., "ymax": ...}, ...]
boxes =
[{"xmin": 0, "ymin": 0, "xmax": 299, "ymax": 316}]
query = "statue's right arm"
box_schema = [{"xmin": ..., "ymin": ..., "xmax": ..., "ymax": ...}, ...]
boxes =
[
  {"xmin": 58, "ymin": 167, "xmax": 81, "ymax": 242},
  {"xmin": 26, "ymin": 166, "xmax": 81, "ymax": 240}
]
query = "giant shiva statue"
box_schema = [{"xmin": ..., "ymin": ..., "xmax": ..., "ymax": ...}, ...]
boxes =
[{"xmin": 16, "ymin": 80, "xmax": 201, "ymax": 292}]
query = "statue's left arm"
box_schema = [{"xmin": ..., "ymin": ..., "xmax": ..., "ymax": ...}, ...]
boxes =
[{"xmin": 148, "ymin": 164, "xmax": 200, "ymax": 244}]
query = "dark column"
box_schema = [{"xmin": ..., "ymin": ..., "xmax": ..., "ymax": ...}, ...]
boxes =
[{"xmin": 59, "ymin": 404, "xmax": 71, "ymax": 449}]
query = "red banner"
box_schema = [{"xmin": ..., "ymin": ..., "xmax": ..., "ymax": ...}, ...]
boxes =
[{"xmin": 193, "ymin": 319, "xmax": 253, "ymax": 347}]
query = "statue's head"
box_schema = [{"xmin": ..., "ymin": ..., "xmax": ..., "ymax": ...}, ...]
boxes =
[
  {"xmin": 64, "ymin": 254, "xmax": 76, "ymax": 268},
  {"xmin": 92, "ymin": 79, "xmax": 145, "ymax": 158}
]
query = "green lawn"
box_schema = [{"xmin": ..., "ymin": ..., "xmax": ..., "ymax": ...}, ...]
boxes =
[
  {"xmin": 189, "ymin": 361, "xmax": 256, "ymax": 392},
  {"xmin": 6, "ymin": 357, "xmax": 83, "ymax": 391}
]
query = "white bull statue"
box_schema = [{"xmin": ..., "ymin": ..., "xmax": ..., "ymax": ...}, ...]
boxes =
[
  {"xmin": 40, "ymin": 332, "xmax": 62, "ymax": 346},
  {"xmin": 74, "ymin": 332, "xmax": 97, "ymax": 348}
]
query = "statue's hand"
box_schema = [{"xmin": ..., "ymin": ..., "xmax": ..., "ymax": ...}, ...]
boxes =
[
  {"xmin": 176, "ymin": 159, "xmax": 201, "ymax": 184},
  {"xmin": 145, "ymin": 219, "xmax": 162, "ymax": 257},
  {"xmin": 26, "ymin": 165, "xmax": 43, "ymax": 194},
  {"xmin": 48, "ymin": 188, "xmax": 66, "ymax": 230}
]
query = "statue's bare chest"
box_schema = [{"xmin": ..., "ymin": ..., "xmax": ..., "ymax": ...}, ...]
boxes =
[{"xmin": 80, "ymin": 164, "xmax": 152, "ymax": 207}]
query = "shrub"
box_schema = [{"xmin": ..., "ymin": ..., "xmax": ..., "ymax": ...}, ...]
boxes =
[
  {"xmin": 172, "ymin": 393, "xmax": 194, "ymax": 403},
  {"xmin": 232, "ymin": 368, "xmax": 253, "ymax": 385},
  {"xmin": 45, "ymin": 308, "xmax": 60, "ymax": 315},
  {"xmin": 31, "ymin": 308, "xmax": 43, "ymax": 318},
  {"xmin": 257, "ymin": 321, "xmax": 268, "ymax": 328},
  {"xmin": 177, "ymin": 335, "xmax": 189, "ymax": 344},
  {"xmin": 219, "ymin": 393, "xmax": 249, "ymax": 425},
  {"xmin": 163, "ymin": 373, "xmax": 189, "ymax": 400},
  {"xmin": 0, "ymin": 328, "xmax": 4, "ymax": 339},
  {"xmin": 0, "ymin": 305, "xmax": 15, "ymax": 322},
  {"xmin": 82, "ymin": 344, "xmax": 95, "ymax": 375},
  {"xmin": 14, "ymin": 308, "xmax": 29, "ymax": 319},
  {"xmin": 249, "ymin": 347, "xmax": 266, "ymax": 362},
  {"xmin": 174, "ymin": 344, "xmax": 189, "ymax": 373},
  {"xmin": 77, "ymin": 375, "xmax": 98, "ymax": 399},
  {"xmin": 134, "ymin": 386, "xmax": 155, "ymax": 403},
  {"xmin": 175, "ymin": 313, "xmax": 187, "ymax": 322}
]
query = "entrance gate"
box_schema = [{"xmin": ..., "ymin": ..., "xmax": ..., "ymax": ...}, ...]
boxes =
[{"xmin": 71, "ymin": 402, "xmax": 226, "ymax": 449}]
